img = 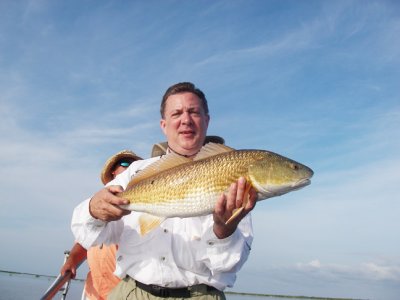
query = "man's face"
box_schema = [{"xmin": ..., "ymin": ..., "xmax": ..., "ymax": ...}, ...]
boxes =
[
  {"xmin": 160, "ymin": 92, "xmax": 209, "ymax": 157},
  {"xmin": 111, "ymin": 165, "xmax": 128, "ymax": 179},
  {"xmin": 111, "ymin": 160, "xmax": 133, "ymax": 180}
]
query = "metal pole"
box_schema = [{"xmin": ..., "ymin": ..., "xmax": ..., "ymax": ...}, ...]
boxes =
[
  {"xmin": 40, "ymin": 251, "xmax": 85, "ymax": 300},
  {"xmin": 60, "ymin": 251, "xmax": 72, "ymax": 300}
]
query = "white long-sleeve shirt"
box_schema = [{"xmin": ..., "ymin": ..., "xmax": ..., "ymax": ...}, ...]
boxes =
[{"xmin": 71, "ymin": 156, "xmax": 254, "ymax": 290}]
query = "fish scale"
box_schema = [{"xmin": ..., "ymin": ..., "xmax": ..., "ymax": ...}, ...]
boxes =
[{"xmin": 119, "ymin": 146, "xmax": 313, "ymax": 219}]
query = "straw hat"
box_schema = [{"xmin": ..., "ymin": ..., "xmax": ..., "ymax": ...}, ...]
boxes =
[
  {"xmin": 151, "ymin": 135, "xmax": 225, "ymax": 157},
  {"xmin": 101, "ymin": 150, "xmax": 142, "ymax": 185}
]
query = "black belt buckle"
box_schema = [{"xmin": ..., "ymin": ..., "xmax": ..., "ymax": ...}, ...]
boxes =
[
  {"xmin": 138, "ymin": 281, "xmax": 191, "ymax": 298},
  {"xmin": 151, "ymin": 284, "xmax": 169, "ymax": 297},
  {"xmin": 158, "ymin": 286, "xmax": 190, "ymax": 298}
]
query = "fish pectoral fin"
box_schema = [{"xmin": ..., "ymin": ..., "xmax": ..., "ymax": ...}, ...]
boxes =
[
  {"xmin": 225, "ymin": 182, "xmax": 252, "ymax": 225},
  {"xmin": 138, "ymin": 213, "xmax": 165, "ymax": 236},
  {"xmin": 225, "ymin": 207, "xmax": 244, "ymax": 225}
]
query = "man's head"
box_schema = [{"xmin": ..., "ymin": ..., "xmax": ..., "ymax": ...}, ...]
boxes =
[
  {"xmin": 101, "ymin": 150, "xmax": 142, "ymax": 185},
  {"xmin": 160, "ymin": 82, "xmax": 209, "ymax": 118},
  {"xmin": 160, "ymin": 82, "xmax": 210, "ymax": 157}
]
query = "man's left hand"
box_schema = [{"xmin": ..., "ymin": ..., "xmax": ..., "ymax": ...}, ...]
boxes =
[{"xmin": 213, "ymin": 177, "xmax": 257, "ymax": 239}]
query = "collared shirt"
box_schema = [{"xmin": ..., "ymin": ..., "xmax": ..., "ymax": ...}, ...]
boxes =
[{"xmin": 71, "ymin": 156, "xmax": 253, "ymax": 291}]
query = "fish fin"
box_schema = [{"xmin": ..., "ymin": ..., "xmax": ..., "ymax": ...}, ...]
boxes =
[
  {"xmin": 194, "ymin": 143, "xmax": 235, "ymax": 161},
  {"xmin": 126, "ymin": 153, "xmax": 191, "ymax": 190},
  {"xmin": 138, "ymin": 213, "xmax": 165, "ymax": 236},
  {"xmin": 225, "ymin": 183, "xmax": 252, "ymax": 225},
  {"xmin": 225, "ymin": 207, "xmax": 244, "ymax": 225}
]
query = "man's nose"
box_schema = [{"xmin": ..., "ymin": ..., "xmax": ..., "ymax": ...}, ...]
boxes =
[{"xmin": 181, "ymin": 111, "xmax": 192, "ymax": 124}]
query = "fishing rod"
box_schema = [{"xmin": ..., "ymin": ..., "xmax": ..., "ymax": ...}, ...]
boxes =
[{"xmin": 40, "ymin": 251, "xmax": 85, "ymax": 300}]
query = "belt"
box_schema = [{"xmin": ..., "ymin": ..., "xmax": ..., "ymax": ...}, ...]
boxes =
[{"xmin": 135, "ymin": 280, "xmax": 218, "ymax": 298}]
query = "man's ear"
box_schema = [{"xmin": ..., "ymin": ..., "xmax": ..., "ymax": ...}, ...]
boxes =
[{"xmin": 160, "ymin": 118, "xmax": 167, "ymax": 135}]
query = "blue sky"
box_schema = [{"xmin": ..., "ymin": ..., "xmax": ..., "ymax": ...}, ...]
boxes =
[{"xmin": 0, "ymin": 1, "xmax": 399, "ymax": 299}]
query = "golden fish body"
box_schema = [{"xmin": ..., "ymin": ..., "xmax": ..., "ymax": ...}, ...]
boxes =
[{"xmin": 120, "ymin": 143, "xmax": 313, "ymax": 218}]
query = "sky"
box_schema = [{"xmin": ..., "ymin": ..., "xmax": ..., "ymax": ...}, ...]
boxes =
[{"xmin": 0, "ymin": 0, "xmax": 399, "ymax": 299}]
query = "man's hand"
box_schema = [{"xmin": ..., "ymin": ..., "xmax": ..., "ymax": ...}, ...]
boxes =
[
  {"xmin": 89, "ymin": 186, "xmax": 131, "ymax": 221},
  {"xmin": 60, "ymin": 258, "xmax": 78, "ymax": 279},
  {"xmin": 213, "ymin": 177, "xmax": 257, "ymax": 239},
  {"xmin": 60, "ymin": 243, "xmax": 87, "ymax": 278}
]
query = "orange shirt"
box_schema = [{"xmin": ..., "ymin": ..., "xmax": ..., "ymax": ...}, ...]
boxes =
[{"xmin": 84, "ymin": 244, "xmax": 121, "ymax": 300}]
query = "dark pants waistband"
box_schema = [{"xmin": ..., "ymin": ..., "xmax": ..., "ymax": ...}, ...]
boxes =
[{"xmin": 135, "ymin": 279, "xmax": 218, "ymax": 298}]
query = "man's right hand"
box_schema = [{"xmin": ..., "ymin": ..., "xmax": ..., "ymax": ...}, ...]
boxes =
[
  {"xmin": 89, "ymin": 185, "xmax": 131, "ymax": 221},
  {"xmin": 60, "ymin": 243, "xmax": 87, "ymax": 278},
  {"xmin": 60, "ymin": 259, "xmax": 77, "ymax": 279}
]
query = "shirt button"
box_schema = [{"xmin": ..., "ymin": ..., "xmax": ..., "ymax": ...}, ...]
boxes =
[
  {"xmin": 117, "ymin": 256, "xmax": 123, "ymax": 261},
  {"xmin": 192, "ymin": 235, "xmax": 201, "ymax": 241},
  {"xmin": 160, "ymin": 256, "xmax": 166, "ymax": 261},
  {"xmin": 208, "ymin": 241, "xmax": 214, "ymax": 246},
  {"xmin": 163, "ymin": 229, "xmax": 168, "ymax": 233}
]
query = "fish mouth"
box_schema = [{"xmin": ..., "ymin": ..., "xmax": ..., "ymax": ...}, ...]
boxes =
[
  {"xmin": 256, "ymin": 178, "xmax": 311, "ymax": 200},
  {"xmin": 296, "ymin": 178, "xmax": 311, "ymax": 187},
  {"xmin": 290, "ymin": 178, "xmax": 311, "ymax": 191}
]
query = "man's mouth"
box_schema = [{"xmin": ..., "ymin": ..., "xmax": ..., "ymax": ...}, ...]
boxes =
[{"xmin": 180, "ymin": 130, "xmax": 195, "ymax": 136}]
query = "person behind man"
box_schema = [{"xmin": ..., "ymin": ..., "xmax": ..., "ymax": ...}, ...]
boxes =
[
  {"xmin": 71, "ymin": 82, "xmax": 257, "ymax": 300},
  {"xmin": 61, "ymin": 150, "xmax": 142, "ymax": 300},
  {"xmin": 150, "ymin": 135, "xmax": 225, "ymax": 157}
]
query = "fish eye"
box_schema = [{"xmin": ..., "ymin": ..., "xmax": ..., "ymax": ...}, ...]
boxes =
[{"xmin": 290, "ymin": 163, "xmax": 299, "ymax": 170}]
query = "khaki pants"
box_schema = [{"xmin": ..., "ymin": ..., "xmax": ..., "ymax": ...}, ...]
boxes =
[{"xmin": 108, "ymin": 276, "xmax": 226, "ymax": 300}]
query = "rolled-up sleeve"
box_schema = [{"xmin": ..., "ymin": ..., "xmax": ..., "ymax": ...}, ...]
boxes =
[
  {"xmin": 71, "ymin": 198, "xmax": 107, "ymax": 249},
  {"xmin": 196, "ymin": 214, "xmax": 253, "ymax": 287}
]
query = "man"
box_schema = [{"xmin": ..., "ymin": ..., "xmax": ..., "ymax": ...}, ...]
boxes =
[
  {"xmin": 71, "ymin": 82, "xmax": 257, "ymax": 299},
  {"xmin": 61, "ymin": 150, "xmax": 142, "ymax": 300}
]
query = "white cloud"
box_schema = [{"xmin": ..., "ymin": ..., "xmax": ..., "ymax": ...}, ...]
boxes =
[
  {"xmin": 296, "ymin": 259, "xmax": 400, "ymax": 282},
  {"xmin": 362, "ymin": 262, "xmax": 400, "ymax": 281}
]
